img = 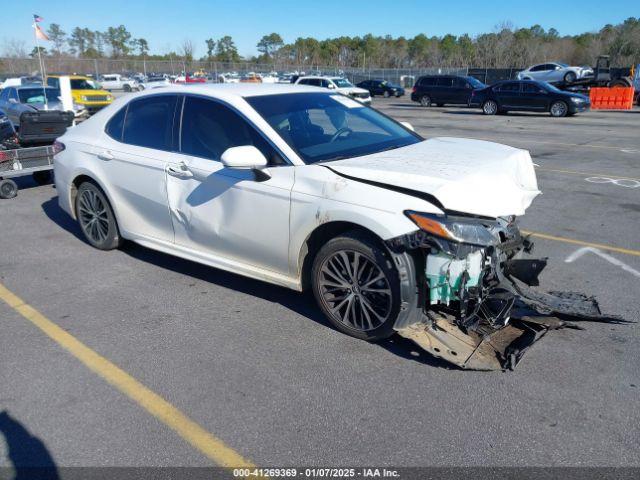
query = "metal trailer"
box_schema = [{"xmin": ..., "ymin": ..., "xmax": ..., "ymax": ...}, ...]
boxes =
[
  {"xmin": 0, "ymin": 145, "xmax": 55, "ymax": 199},
  {"xmin": 556, "ymin": 56, "xmax": 637, "ymax": 95}
]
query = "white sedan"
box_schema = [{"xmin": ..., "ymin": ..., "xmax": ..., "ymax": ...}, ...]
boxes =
[
  {"xmin": 53, "ymin": 84, "xmax": 604, "ymax": 370},
  {"xmin": 516, "ymin": 62, "xmax": 594, "ymax": 84}
]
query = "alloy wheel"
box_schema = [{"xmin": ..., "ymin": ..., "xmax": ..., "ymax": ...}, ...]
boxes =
[
  {"xmin": 483, "ymin": 100, "xmax": 498, "ymax": 115},
  {"xmin": 551, "ymin": 101, "xmax": 568, "ymax": 117},
  {"xmin": 78, "ymin": 188, "xmax": 110, "ymax": 244},
  {"xmin": 318, "ymin": 250, "xmax": 393, "ymax": 332}
]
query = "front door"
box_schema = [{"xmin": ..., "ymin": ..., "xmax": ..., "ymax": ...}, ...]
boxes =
[
  {"xmin": 165, "ymin": 95, "xmax": 294, "ymax": 276},
  {"xmin": 521, "ymin": 83, "xmax": 549, "ymax": 111},
  {"xmin": 496, "ymin": 82, "xmax": 522, "ymax": 109}
]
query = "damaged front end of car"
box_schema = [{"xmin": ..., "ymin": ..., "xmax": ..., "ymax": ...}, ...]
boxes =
[{"xmin": 385, "ymin": 211, "xmax": 625, "ymax": 371}]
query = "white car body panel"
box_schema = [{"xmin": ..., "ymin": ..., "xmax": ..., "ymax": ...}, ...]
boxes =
[
  {"xmin": 100, "ymin": 74, "xmax": 139, "ymax": 91},
  {"xmin": 517, "ymin": 62, "xmax": 594, "ymax": 83},
  {"xmin": 294, "ymin": 76, "xmax": 372, "ymax": 105},
  {"xmin": 54, "ymin": 84, "xmax": 539, "ymax": 291}
]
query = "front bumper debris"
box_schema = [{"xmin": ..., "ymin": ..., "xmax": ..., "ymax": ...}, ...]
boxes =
[{"xmin": 388, "ymin": 219, "xmax": 628, "ymax": 371}]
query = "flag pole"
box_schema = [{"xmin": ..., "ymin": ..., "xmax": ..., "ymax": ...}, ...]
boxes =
[{"xmin": 33, "ymin": 20, "xmax": 48, "ymax": 110}]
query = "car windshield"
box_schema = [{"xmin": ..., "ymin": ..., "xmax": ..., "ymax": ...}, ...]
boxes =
[
  {"xmin": 70, "ymin": 79, "xmax": 96, "ymax": 90},
  {"xmin": 332, "ymin": 78, "xmax": 352, "ymax": 88},
  {"xmin": 467, "ymin": 77, "xmax": 486, "ymax": 89},
  {"xmin": 18, "ymin": 88, "xmax": 60, "ymax": 103},
  {"xmin": 247, "ymin": 92, "xmax": 422, "ymax": 164}
]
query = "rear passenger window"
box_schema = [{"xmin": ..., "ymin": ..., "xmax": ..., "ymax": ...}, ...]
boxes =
[
  {"xmin": 419, "ymin": 77, "xmax": 436, "ymax": 86},
  {"xmin": 180, "ymin": 96, "xmax": 283, "ymax": 165},
  {"xmin": 436, "ymin": 77, "xmax": 454, "ymax": 87},
  {"xmin": 105, "ymin": 106, "xmax": 127, "ymax": 141},
  {"xmin": 122, "ymin": 95, "xmax": 178, "ymax": 151},
  {"xmin": 453, "ymin": 78, "xmax": 468, "ymax": 88},
  {"xmin": 498, "ymin": 83, "xmax": 521, "ymax": 92}
]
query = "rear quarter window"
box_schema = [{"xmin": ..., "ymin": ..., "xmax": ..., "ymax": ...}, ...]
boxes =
[
  {"xmin": 105, "ymin": 106, "xmax": 127, "ymax": 141},
  {"xmin": 122, "ymin": 95, "xmax": 178, "ymax": 151}
]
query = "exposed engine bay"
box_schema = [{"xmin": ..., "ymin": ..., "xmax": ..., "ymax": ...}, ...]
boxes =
[{"xmin": 386, "ymin": 213, "xmax": 626, "ymax": 371}]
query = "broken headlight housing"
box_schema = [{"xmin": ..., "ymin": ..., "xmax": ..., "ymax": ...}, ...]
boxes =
[{"xmin": 405, "ymin": 211, "xmax": 498, "ymax": 246}]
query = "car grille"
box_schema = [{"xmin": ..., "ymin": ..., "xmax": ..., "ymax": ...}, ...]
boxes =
[
  {"xmin": 351, "ymin": 92, "xmax": 370, "ymax": 99},
  {"xmin": 84, "ymin": 95, "xmax": 109, "ymax": 102}
]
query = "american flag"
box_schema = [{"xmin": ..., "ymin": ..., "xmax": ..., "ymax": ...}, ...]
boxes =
[{"xmin": 33, "ymin": 14, "xmax": 44, "ymax": 22}]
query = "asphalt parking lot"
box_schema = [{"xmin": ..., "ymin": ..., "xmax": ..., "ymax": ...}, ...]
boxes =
[{"xmin": 1, "ymin": 93, "xmax": 639, "ymax": 471}]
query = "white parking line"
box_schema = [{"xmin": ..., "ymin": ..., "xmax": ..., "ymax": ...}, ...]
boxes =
[{"xmin": 565, "ymin": 247, "xmax": 640, "ymax": 279}]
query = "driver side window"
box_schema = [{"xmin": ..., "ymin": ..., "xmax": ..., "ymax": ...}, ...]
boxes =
[{"xmin": 179, "ymin": 96, "xmax": 285, "ymax": 165}]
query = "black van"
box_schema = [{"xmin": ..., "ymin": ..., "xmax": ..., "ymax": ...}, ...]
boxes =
[{"xmin": 411, "ymin": 75, "xmax": 486, "ymax": 107}]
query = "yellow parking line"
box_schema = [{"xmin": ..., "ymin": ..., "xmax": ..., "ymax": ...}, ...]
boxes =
[
  {"xmin": 521, "ymin": 230, "xmax": 640, "ymax": 257},
  {"xmin": 535, "ymin": 167, "xmax": 640, "ymax": 182},
  {"xmin": 0, "ymin": 282, "xmax": 254, "ymax": 468}
]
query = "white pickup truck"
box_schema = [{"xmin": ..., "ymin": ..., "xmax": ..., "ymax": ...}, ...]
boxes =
[{"xmin": 99, "ymin": 74, "xmax": 140, "ymax": 92}]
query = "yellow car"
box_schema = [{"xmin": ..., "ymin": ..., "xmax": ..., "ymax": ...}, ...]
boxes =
[{"xmin": 46, "ymin": 75, "xmax": 113, "ymax": 114}]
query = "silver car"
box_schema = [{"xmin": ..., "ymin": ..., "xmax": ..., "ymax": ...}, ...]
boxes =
[
  {"xmin": 517, "ymin": 62, "xmax": 594, "ymax": 84},
  {"xmin": 0, "ymin": 85, "xmax": 64, "ymax": 127}
]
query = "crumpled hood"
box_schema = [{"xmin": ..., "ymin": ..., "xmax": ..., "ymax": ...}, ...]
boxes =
[
  {"xmin": 327, "ymin": 137, "xmax": 541, "ymax": 218},
  {"xmin": 24, "ymin": 100, "xmax": 64, "ymax": 111}
]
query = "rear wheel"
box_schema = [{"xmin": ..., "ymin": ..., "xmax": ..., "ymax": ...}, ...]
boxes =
[
  {"xmin": 550, "ymin": 101, "xmax": 568, "ymax": 117},
  {"xmin": 75, "ymin": 181, "xmax": 123, "ymax": 250},
  {"xmin": 0, "ymin": 179, "xmax": 18, "ymax": 199},
  {"xmin": 123, "ymin": 84, "xmax": 132, "ymax": 92},
  {"xmin": 312, "ymin": 232, "xmax": 401, "ymax": 341},
  {"xmin": 420, "ymin": 95, "xmax": 431, "ymax": 107},
  {"xmin": 483, "ymin": 100, "xmax": 498, "ymax": 115}
]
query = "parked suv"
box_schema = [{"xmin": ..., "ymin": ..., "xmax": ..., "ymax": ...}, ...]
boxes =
[
  {"xmin": 46, "ymin": 75, "xmax": 113, "ymax": 114},
  {"xmin": 411, "ymin": 75, "xmax": 486, "ymax": 107}
]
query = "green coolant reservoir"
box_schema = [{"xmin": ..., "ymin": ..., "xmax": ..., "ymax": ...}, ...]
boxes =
[{"xmin": 425, "ymin": 250, "xmax": 484, "ymax": 305}]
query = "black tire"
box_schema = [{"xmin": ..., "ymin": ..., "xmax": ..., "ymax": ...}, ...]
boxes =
[
  {"xmin": 311, "ymin": 231, "xmax": 401, "ymax": 341},
  {"xmin": 483, "ymin": 100, "xmax": 498, "ymax": 115},
  {"xmin": 75, "ymin": 181, "xmax": 123, "ymax": 250},
  {"xmin": 0, "ymin": 179, "xmax": 18, "ymax": 199},
  {"xmin": 564, "ymin": 71, "xmax": 577, "ymax": 84},
  {"xmin": 123, "ymin": 84, "xmax": 132, "ymax": 92},
  {"xmin": 32, "ymin": 170, "xmax": 52, "ymax": 185},
  {"xmin": 420, "ymin": 95, "xmax": 431, "ymax": 107},
  {"xmin": 550, "ymin": 101, "xmax": 569, "ymax": 117}
]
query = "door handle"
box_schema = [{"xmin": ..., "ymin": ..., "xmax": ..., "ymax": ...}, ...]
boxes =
[
  {"xmin": 166, "ymin": 163, "xmax": 194, "ymax": 179},
  {"xmin": 97, "ymin": 151, "xmax": 114, "ymax": 161}
]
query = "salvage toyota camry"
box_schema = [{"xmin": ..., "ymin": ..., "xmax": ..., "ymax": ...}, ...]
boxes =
[{"xmin": 54, "ymin": 84, "xmax": 618, "ymax": 370}]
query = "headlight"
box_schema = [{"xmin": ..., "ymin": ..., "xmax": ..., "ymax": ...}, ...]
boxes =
[
  {"xmin": 570, "ymin": 97, "xmax": 583, "ymax": 103},
  {"xmin": 405, "ymin": 211, "xmax": 497, "ymax": 246},
  {"xmin": 106, "ymin": 95, "xmax": 113, "ymax": 101},
  {"xmin": 81, "ymin": 95, "xmax": 88, "ymax": 101}
]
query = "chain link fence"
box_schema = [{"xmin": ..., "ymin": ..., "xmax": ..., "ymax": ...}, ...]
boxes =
[{"xmin": 1, "ymin": 57, "xmax": 632, "ymax": 87}]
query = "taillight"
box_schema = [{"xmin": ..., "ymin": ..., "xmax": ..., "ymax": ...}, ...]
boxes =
[
  {"xmin": 52, "ymin": 141, "xmax": 65, "ymax": 155},
  {"xmin": 412, "ymin": 86, "xmax": 417, "ymax": 94}
]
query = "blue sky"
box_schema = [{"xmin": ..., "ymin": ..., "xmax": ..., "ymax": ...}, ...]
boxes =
[{"xmin": 5, "ymin": 0, "xmax": 638, "ymax": 57}]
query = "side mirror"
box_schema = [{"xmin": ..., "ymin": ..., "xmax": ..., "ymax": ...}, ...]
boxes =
[
  {"xmin": 327, "ymin": 83, "xmax": 336, "ymax": 89},
  {"xmin": 221, "ymin": 145, "xmax": 268, "ymax": 170},
  {"xmin": 8, "ymin": 98, "xmax": 18, "ymax": 104},
  {"xmin": 400, "ymin": 121, "xmax": 415, "ymax": 132}
]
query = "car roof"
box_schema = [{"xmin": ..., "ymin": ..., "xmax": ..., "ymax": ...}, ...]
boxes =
[
  {"xmin": 130, "ymin": 83, "xmax": 327, "ymax": 98},
  {"xmin": 47, "ymin": 75, "xmax": 91, "ymax": 79}
]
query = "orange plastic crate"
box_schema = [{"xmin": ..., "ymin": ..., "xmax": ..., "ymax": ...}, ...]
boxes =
[{"xmin": 590, "ymin": 87, "xmax": 635, "ymax": 110}]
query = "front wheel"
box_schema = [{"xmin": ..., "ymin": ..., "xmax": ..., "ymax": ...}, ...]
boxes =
[
  {"xmin": 75, "ymin": 181, "xmax": 123, "ymax": 250},
  {"xmin": 312, "ymin": 232, "xmax": 401, "ymax": 341},
  {"xmin": 123, "ymin": 84, "xmax": 132, "ymax": 92},
  {"xmin": 483, "ymin": 100, "xmax": 498, "ymax": 115},
  {"xmin": 550, "ymin": 101, "xmax": 568, "ymax": 117},
  {"xmin": 564, "ymin": 71, "xmax": 577, "ymax": 84}
]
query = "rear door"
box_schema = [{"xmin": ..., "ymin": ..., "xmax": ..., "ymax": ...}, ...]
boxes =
[
  {"xmin": 435, "ymin": 77, "xmax": 454, "ymax": 103},
  {"xmin": 495, "ymin": 82, "xmax": 522, "ymax": 109},
  {"xmin": 95, "ymin": 94, "xmax": 179, "ymax": 243}
]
